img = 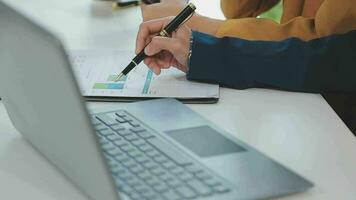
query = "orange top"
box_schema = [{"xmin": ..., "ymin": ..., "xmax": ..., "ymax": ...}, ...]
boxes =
[{"xmin": 217, "ymin": 0, "xmax": 356, "ymax": 41}]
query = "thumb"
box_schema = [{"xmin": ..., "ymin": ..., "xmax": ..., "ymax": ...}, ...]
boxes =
[{"xmin": 144, "ymin": 36, "xmax": 179, "ymax": 56}]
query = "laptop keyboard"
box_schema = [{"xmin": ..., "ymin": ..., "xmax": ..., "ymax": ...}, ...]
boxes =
[{"xmin": 91, "ymin": 111, "xmax": 231, "ymax": 200}]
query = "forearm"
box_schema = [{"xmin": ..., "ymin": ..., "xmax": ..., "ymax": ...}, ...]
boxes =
[
  {"xmin": 187, "ymin": 14, "xmax": 224, "ymax": 35},
  {"xmin": 187, "ymin": 31, "xmax": 356, "ymax": 93}
]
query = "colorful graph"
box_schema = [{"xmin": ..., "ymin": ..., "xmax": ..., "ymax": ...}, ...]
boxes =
[
  {"xmin": 93, "ymin": 74, "xmax": 126, "ymax": 90},
  {"xmin": 93, "ymin": 83, "xmax": 124, "ymax": 89},
  {"xmin": 91, "ymin": 70, "xmax": 154, "ymax": 93}
]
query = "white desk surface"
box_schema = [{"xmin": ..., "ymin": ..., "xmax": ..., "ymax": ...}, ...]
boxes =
[{"xmin": 1, "ymin": 0, "xmax": 356, "ymax": 199}]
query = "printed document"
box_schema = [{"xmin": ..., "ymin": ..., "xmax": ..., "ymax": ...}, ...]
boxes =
[{"xmin": 69, "ymin": 50, "xmax": 219, "ymax": 102}]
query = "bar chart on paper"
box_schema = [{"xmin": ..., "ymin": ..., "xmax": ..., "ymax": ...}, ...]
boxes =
[
  {"xmin": 93, "ymin": 75, "xmax": 125, "ymax": 90},
  {"xmin": 91, "ymin": 71, "xmax": 153, "ymax": 94},
  {"xmin": 69, "ymin": 50, "xmax": 219, "ymax": 102}
]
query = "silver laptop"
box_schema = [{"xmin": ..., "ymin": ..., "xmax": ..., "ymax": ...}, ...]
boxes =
[{"xmin": 0, "ymin": 1, "xmax": 313, "ymax": 200}]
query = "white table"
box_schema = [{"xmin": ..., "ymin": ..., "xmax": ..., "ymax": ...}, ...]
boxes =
[{"xmin": 1, "ymin": 0, "xmax": 356, "ymax": 199}]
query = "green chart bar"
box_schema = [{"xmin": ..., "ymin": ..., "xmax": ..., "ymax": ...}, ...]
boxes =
[{"xmin": 93, "ymin": 83, "xmax": 124, "ymax": 90}]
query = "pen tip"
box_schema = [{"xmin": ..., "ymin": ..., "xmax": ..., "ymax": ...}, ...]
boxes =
[{"xmin": 115, "ymin": 73, "xmax": 125, "ymax": 82}]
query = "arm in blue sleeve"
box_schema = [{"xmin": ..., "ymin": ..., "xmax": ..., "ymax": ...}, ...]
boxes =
[{"xmin": 186, "ymin": 31, "xmax": 356, "ymax": 93}]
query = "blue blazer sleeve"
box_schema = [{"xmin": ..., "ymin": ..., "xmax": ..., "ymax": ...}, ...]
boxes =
[{"xmin": 187, "ymin": 31, "xmax": 356, "ymax": 93}]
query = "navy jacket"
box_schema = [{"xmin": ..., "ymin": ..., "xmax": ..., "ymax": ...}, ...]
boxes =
[{"xmin": 187, "ymin": 31, "xmax": 356, "ymax": 93}]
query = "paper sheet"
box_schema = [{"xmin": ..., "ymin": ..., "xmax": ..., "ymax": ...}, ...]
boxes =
[{"xmin": 69, "ymin": 50, "xmax": 219, "ymax": 100}]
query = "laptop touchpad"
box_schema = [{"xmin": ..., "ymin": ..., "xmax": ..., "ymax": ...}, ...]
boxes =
[{"xmin": 165, "ymin": 126, "xmax": 245, "ymax": 158}]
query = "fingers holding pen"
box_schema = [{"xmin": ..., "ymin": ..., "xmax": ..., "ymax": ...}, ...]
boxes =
[
  {"xmin": 144, "ymin": 57, "xmax": 162, "ymax": 75},
  {"xmin": 143, "ymin": 36, "xmax": 179, "ymax": 73},
  {"xmin": 135, "ymin": 12, "xmax": 193, "ymax": 74},
  {"xmin": 144, "ymin": 50, "xmax": 174, "ymax": 75},
  {"xmin": 144, "ymin": 36, "xmax": 179, "ymax": 56},
  {"xmin": 135, "ymin": 17, "xmax": 173, "ymax": 54}
]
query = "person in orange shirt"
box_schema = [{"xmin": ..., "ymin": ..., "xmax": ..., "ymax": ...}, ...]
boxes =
[{"xmin": 140, "ymin": 0, "xmax": 356, "ymax": 41}]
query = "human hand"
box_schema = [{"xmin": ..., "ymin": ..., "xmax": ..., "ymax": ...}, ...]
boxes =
[
  {"xmin": 140, "ymin": 0, "xmax": 187, "ymax": 22},
  {"xmin": 136, "ymin": 17, "xmax": 192, "ymax": 75}
]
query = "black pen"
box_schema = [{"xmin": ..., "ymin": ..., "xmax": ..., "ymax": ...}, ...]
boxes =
[
  {"xmin": 141, "ymin": 0, "xmax": 160, "ymax": 4},
  {"xmin": 115, "ymin": 3, "xmax": 196, "ymax": 81}
]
